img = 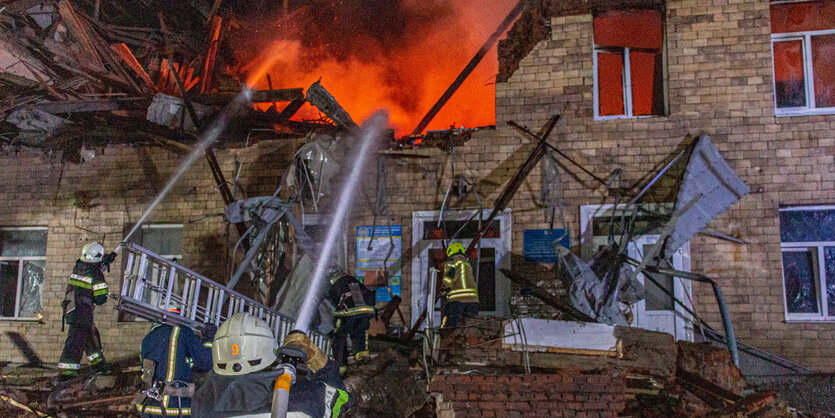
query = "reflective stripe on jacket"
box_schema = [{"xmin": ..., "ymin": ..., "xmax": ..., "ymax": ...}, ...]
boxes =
[{"xmin": 442, "ymin": 256, "xmax": 478, "ymax": 303}]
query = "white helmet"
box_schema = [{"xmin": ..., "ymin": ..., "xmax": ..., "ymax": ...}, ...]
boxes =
[
  {"xmin": 212, "ymin": 312, "xmax": 278, "ymax": 376},
  {"xmin": 81, "ymin": 242, "xmax": 105, "ymax": 263}
]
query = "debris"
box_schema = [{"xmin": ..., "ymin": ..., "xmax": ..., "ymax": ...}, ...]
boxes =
[
  {"xmin": 146, "ymin": 93, "xmax": 207, "ymax": 131},
  {"xmin": 343, "ymin": 348, "xmax": 428, "ymax": 417},
  {"xmin": 306, "ymin": 80, "xmax": 358, "ymax": 130},
  {"xmin": 500, "ymin": 267, "xmax": 594, "ymax": 322},
  {"xmin": 662, "ymin": 134, "xmax": 750, "ymax": 258}
]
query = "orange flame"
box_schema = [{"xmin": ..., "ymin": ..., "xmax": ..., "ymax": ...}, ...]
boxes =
[{"xmin": 241, "ymin": 0, "xmax": 518, "ymax": 136}]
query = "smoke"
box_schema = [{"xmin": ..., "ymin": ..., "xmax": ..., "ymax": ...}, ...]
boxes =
[{"xmin": 227, "ymin": 0, "xmax": 518, "ymax": 134}]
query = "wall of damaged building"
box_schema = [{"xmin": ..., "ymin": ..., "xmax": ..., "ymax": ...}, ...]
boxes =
[
  {"xmin": 0, "ymin": 140, "xmax": 302, "ymax": 363},
  {"xmin": 1, "ymin": 0, "xmax": 834, "ymax": 376},
  {"xmin": 487, "ymin": 0, "xmax": 835, "ymax": 370}
]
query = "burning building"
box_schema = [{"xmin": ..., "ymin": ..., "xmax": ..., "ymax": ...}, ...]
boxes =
[{"xmin": 0, "ymin": 0, "xmax": 834, "ymax": 415}]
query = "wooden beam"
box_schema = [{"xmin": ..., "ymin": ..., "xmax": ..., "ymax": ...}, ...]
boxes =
[
  {"xmin": 110, "ymin": 43, "xmax": 157, "ymax": 92},
  {"xmin": 192, "ymin": 89, "xmax": 304, "ymax": 105},
  {"xmin": 33, "ymin": 97, "xmax": 148, "ymax": 113},
  {"xmin": 409, "ymin": 0, "xmax": 526, "ymax": 135},
  {"xmin": 200, "ymin": 16, "xmax": 222, "ymax": 93},
  {"xmin": 56, "ymin": 0, "xmax": 105, "ymax": 71},
  {"xmin": 500, "ymin": 268, "xmax": 595, "ymax": 322}
]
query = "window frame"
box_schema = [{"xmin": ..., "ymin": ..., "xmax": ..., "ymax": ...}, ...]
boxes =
[
  {"xmin": 779, "ymin": 206, "xmax": 835, "ymax": 322},
  {"xmin": 118, "ymin": 223, "xmax": 183, "ymax": 323},
  {"xmin": 592, "ymin": 12, "xmax": 667, "ymax": 121},
  {"xmin": 0, "ymin": 226, "xmax": 47, "ymax": 321},
  {"xmin": 138, "ymin": 224, "xmax": 184, "ymax": 261},
  {"xmin": 770, "ymin": 2, "xmax": 835, "ymax": 116}
]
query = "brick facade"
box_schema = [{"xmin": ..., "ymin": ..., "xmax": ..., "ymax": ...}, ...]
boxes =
[
  {"xmin": 429, "ymin": 371, "xmax": 627, "ymax": 418},
  {"xmin": 2, "ymin": 0, "xmax": 834, "ymax": 372}
]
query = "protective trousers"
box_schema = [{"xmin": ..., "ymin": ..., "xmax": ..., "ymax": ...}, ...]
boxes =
[
  {"xmin": 58, "ymin": 322, "xmax": 104, "ymax": 375},
  {"xmin": 332, "ymin": 315, "xmax": 370, "ymax": 367},
  {"xmin": 441, "ymin": 301, "xmax": 479, "ymax": 329}
]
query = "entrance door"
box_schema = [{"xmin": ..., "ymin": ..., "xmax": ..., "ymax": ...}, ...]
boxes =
[
  {"xmin": 629, "ymin": 235, "xmax": 693, "ymax": 341},
  {"xmin": 580, "ymin": 204, "xmax": 693, "ymax": 341},
  {"xmin": 411, "ymin": 210, "xmax": 512, "ymax": 328}
]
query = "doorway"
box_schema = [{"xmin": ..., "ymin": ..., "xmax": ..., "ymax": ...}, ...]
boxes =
[
  {"xmin": 580, "ymin": 204, "xmax": 693, "ymax": 341},
  {"xmin": 410, "ymin": 209, "xmax": 512, "ymax": 327}
]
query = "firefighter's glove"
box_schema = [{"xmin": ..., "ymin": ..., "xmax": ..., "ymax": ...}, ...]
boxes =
[
  {"xmin": 102, "ymin": 252, "xmax": 118, "ymax": 264},
  {"xmin": 283, "ymin": 331, "xmax": 327, "ymax": 373},
  {"xmin": 202, "ymin": 324, "xmax": 218, "ymax": 343}
]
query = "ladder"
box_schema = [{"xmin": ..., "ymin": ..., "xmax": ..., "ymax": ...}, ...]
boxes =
[{"xmin": 116, "ymin": 242, "xmax": 331, "ymax": 354}]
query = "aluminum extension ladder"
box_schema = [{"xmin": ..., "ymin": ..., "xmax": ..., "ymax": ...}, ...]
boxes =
[{"xmin": 116, "ymin": 242, "xmax": 331, "ymax": 354}]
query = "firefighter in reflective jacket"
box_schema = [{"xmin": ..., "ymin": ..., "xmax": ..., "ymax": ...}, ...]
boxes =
[
  {"xmin": 326, "ymin": 272, "xmax": 375, "ymax": 369},
  {"xmin": 135, "ymin": 304, "xmax": 214, "ymax": 417},
  {"xmin": 58, "ymin": 242, "xmax": 116, "ymax": 379},
  {"xmin": 441, "ymin": 242, "xmax": 479, "ymax": 328}
]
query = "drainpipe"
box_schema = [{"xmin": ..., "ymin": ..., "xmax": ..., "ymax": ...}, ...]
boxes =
[{"xmin": 642, "ymin": 264, "xmax": 739, "ymax": 366}]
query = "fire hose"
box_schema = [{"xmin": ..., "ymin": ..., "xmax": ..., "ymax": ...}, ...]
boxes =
[{"xmin": 271, "ymin": 341, "xmax": 306, "ymax": 418}]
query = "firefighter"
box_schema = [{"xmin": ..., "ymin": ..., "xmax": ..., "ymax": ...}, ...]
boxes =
[
  {"xmin": 326, "ymin": 272, "xmax": 375, "ymax": 370},
  {"xmin": 135, "ymin": 303, "xmax": 214, "ymax": 417},
  {"xmin": 58, "ymin": 242, "xmax": 116, "ymax": 380},
  {"xmin": 191, "ymin": 312, "xmax": 352, "ymax": 417},
  {"xmin": 440, "ymin": 242, "xmax": 479, "ymax": 328}
]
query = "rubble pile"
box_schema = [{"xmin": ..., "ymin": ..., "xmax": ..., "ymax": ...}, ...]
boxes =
[
  {"xmin": 343, "ymin": 348, "xmax": 430, "ymax": 418},
  {"xmin": 430, "ymin": 317, "xmax": 796, "ymax": 417},
  {"xmin": 0, "ymin": 360, "xmax": 140, "ymax": 417}
]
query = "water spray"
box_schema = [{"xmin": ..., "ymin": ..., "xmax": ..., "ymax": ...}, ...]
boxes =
[
  {"xmin": 114, "ymin": 88, "xmax": 254, "ymax": 253},
  {"xmin": 294, "ymin": 112, "xmax": 388, "ymax": 333}
]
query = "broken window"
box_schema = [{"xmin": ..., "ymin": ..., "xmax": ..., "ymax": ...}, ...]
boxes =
[
  {"xmin": 0, "ymin": 227, "xmax": 47, "ymax": 319},
  {"xmin": 770, "ymin": 0, "xmax": 835, "ymax": 114},
  {"xmin": 593, "ymin": 9, "xmax": 665, "ymax": 119},
  {"xmin": 779, "ymin": 207, "xmax": 835, "ymax": 320}
]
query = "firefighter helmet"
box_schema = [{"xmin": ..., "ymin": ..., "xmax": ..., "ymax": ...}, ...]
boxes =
[
  {"xmin": 160, "ymin": 299, "xmax": 180, "ymax": 314},
  {"xmin": 212, "ymin": 312, "xmax": 277, "ymax": 376},
  {"xmin": 81, "ymin": 242, "xmax": 106, "ymax": 263},
  {"xmin": 445, "ymin": 242, "xmax": 465, "ymax": 258}
]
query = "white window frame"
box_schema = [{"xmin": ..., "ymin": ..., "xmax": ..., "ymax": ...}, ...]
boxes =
[
  {"xmin": 410, "ymin": 209, "xmax": 513, "ymax": 328},
  {"xmin": 592, "ymin": 14, "xmax": 667, "ymax": 121},
  {"xmin": 770, "ymin": 3, "xmax": 835, "ymax": 116},
  {"xmin": 594, "ymin": 48, "xmax": 631, "ymax": 120},
  {"xmin": 0, "ymin": 226, "xmax": 47, "ymax": 321},
  {"xmin": 779, "ymin": 206, "xmax": 835, "ymax": 322}
]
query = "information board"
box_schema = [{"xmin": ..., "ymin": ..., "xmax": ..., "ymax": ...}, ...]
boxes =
[
  {"xmin": 356, "ymin": 225, "xmax": 402, "ymax": 303},
  {"xmin": 523, "ymin": 229, "xmax": 570, "ymax": 263}
]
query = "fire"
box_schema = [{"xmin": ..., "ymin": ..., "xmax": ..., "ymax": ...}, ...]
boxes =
[{"xmin": 236, "ymin": 0, "xmax": 518, "ymax": 136}]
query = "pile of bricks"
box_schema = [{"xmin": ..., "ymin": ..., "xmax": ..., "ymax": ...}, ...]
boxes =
[{"xmin": 429, "ymin": 370, "xmax": 627, "ymax": 417}]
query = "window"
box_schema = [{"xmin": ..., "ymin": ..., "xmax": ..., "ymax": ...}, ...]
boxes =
[
  {"xmin": 120, "ymin": 224, "xmax": 183, "ymax": 321},
  {"xmin": 770, "ymin": 0, "xmax": 835, "ymax": 115},
  {"xmin": 593, "ymin": 9, "xmax": 665, "ymax": 119},
  {"xmin": 0, "ymin": 227, "xmax": 46, "ymax": 319},
  {"xmin": 779, "ymin": 206, "xmax": 835, "ymax": 321},
  {"xmin": 124, "ymin": 224, "xmax": 183, "ymax": 261}
]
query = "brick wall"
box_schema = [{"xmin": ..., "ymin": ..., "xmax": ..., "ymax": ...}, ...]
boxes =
[
  {"xmin": 429, "ymin": 370, "xmax": 627, "ymax": 418},
  {"xmin": 0, "ymin": 141, "xmax": 300, "ymax": 363},
  {"xmin": 488, "ymin": 0, "xmax": 835, "ymax": 370}
]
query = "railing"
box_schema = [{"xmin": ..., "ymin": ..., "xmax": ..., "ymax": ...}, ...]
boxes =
[{"xmin": 116, "ymin": 242, "xmax": 331, "ymax": 355}]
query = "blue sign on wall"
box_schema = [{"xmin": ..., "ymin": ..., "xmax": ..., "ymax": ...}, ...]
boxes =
[
  {"xmin": 523, "ymin": 229, "xmax": 570, "ymax": 263},
  {"xmin": 356, "ymin": 225, "xmax": 402, "ymax": 303}
]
